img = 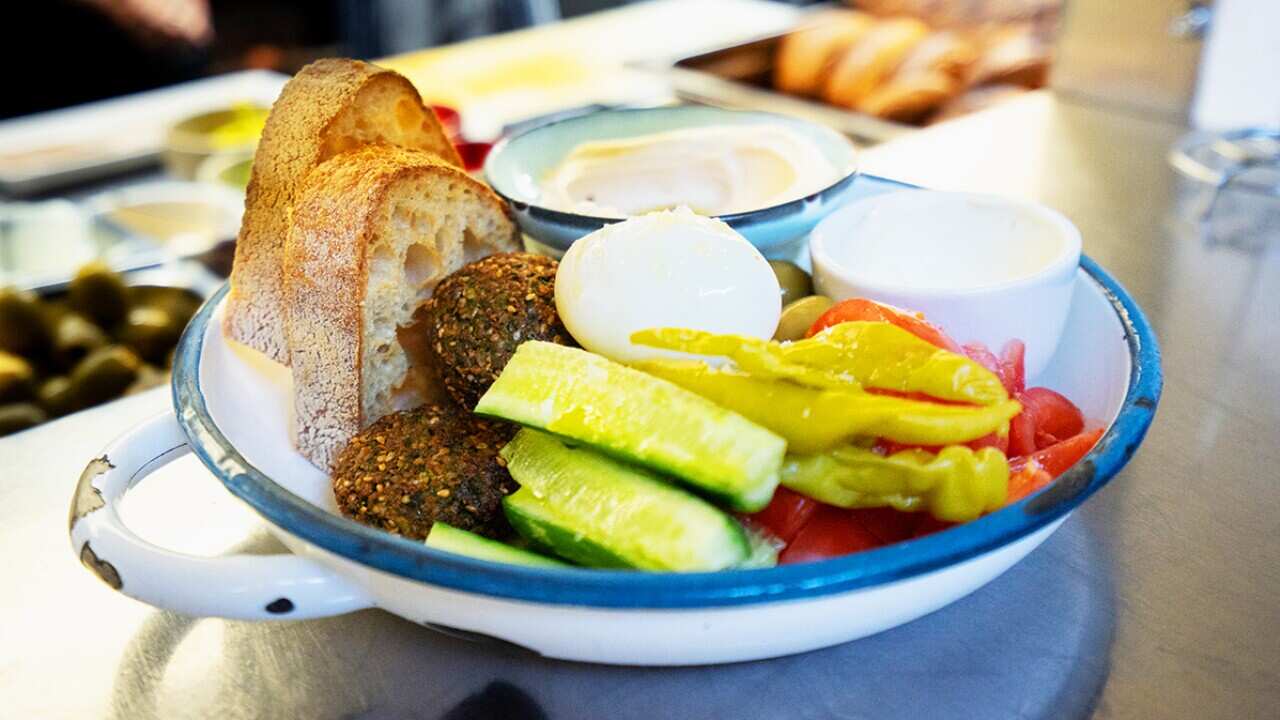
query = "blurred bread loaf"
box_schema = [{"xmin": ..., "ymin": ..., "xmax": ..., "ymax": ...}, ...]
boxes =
[
  {"xmin": 822, "ymin": 17, "xmax": 929, "ymax": 108},
  {"xmin": 774, "ymin": 10, "xmax": 874, "ymax": 96},
  {"xmin": 284, "ymin": 146, "xmax": 519, "ymax": 470},
  {"xmin": 225, "ymin": 58, "xmax": 463, "ymax": 364}
]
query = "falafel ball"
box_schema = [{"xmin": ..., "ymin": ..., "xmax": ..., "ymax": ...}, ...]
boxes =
[
  {"xmin": 424, "ymin": 253, "xmax": 576, "ymax": 409},
  {"xmin": 332, "ymin": 403, "xmax": 518, "ymax": 540}
]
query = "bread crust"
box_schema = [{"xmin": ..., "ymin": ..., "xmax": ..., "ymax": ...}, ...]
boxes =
[
  {"xmin": 773, "ymin": 10, "xmax": 873, "ymax": 96},
  {"xmin": 285, "ymin": 146, "xmax": 517, "ymax": 470},
  {"xmin": 822, "ymin": 18, "xmax": 930, "ymax": 109},
  {"xmin": 225, "ymin": 58, "xmax": 461, "ymax": 364}
]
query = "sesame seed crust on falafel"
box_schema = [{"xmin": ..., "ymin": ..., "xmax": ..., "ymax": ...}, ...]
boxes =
[
  {"xmin": 423, "ymin": 253, "xmax": 577, "ymax": 409},
  {"xmin": 331, "ymin": 403, "xmax": 518, "ymax": 540}
]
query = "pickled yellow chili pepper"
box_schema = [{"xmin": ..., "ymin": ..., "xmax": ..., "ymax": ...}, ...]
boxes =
[
  {"xmin": 781, "ymin": 444, "xmax": 1009, "ymax": 522},
  {"xmin": 636, "ymin": 359, "xmax": 1020, "ymax": 453},
  {"xmin": 631, "ymin": 321, "xmax": 1007, "ymax": 405}
]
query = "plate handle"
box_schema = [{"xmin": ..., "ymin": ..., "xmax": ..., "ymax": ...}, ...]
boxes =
[{"xmin": 68, "ymin": 411, "xmax": 373, "ymax": 620}]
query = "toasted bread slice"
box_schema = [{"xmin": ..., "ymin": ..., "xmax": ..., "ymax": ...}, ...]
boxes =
[
  {"xmin": 225, "ymin": 58, "xmax": 463, "ymax": 364},
  {"xmin": 284, "ymin": 146, "xmax": 519, "ymax": 469}
]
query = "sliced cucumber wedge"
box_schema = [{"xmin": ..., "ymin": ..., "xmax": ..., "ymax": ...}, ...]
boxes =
[
  {"xmin": 476, "ymin": 341, "xmax": 785, "ymax": 512},
  {"xmin": 425, "ymin": 522, "xmax": 568, "ymax": 568},
  {"xmin": 501, "ymin": 429, "xmax": 750, "ymax": 571}
]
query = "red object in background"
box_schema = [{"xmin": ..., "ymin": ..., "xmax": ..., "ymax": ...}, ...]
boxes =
[
  {"xmin": 1019, "ymin": 387, "xmax": 1085, "ymax": 448},
  {"xmin": 806, "ymin": 298, "xmax": 962, "ymax": 352},
  {"xmin": 780, "ymin": 505, "xmax": 882, "ymax": 564},
  {"xmin": 431, "ymin": 104, "xmax": 461, "ymax": 139},
  {"xmin": 998, "ymin": 340, "xmax": 1026, "ymax": 395},
  {"xmin": 455, "ymin": 141, "xmax": 493, "ymax": 173},
  {"xmin": 745, "ymin": 487, "xmax": 817, "ymax": 545}
]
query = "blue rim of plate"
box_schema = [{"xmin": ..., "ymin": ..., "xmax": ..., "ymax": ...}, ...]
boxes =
[
  {"xmin": 173, "ymin": 261, "xmax": 1160, "ymax": 610},
  {"xmin": 483, "ymin": 105, "xmax": 860, "ymax": 241}
]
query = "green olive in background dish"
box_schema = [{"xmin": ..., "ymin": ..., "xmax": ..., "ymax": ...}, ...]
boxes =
[
  {"xmin": 49, "ymin": 310, "xmax": 108, "ymax": 370},
  {"xmin": 71, "ymin": 345, "xmax": 141, "ymax": 406},
  {"xmin": 773, "ymin": 295, "xmax": 835, "ymax": 342},
  {"xmin": 116, "ymin": 306, "xmax": 183, "ymax": 363},
  {"xmin": 0, "ymin": 403, "xmax": 47, "ymax": 437},
  {"xmin": 37, "ymin": 376, "xmax": 82, "ymax": 417},
  {"xmin": 0, "ymin": 351, "xmax": 36, "ymax": 403},
  {"xmin": 69, "ymin": 262, "xmax": 130, "ymax": 328},
  {"xmin": 768, "ymin": 260, "xmax": 813, "ymax": 307},
  {"xmin": 131, "ymin": 287, "xmax": 201, "ymax": 325},
  {"xmin": 0, "ymin": 288, "xmax": 53, "ymax": 357}
]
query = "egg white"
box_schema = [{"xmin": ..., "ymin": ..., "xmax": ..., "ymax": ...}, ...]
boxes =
[{"xmin": 555, "ymin": 207, "xmax": 781, "ymax": 364}]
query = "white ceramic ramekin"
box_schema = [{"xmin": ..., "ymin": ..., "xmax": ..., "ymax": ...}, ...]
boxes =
[{"xmin": 809, "ymin": 190, "xmax": 1082, "ymax": 379}]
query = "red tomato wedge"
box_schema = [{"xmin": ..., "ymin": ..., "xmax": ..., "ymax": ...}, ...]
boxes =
[
  {"xmin": 999, "ymin": 340, "xmax": 1026, "ymax": 395},
  {"xmin": 1007, "ymin": 427, "xmax": 1105, "ymax": 501},
  {"xmin": 1007, "ymin": 458, "xmax": 1053, "ymax": 503},
  {"xmin": 806, "ymin": 298, "xmax": 962, "ymax": 352},
  {"xmin": 912, "ymin": 515, "xmax": 957, "ymax": 538},
  {"xmin": 744, "ymin": 487, "xmax": 818, "ymax": 545},
  {"xmin": 849, "ymin": 507, "xmax": 916, "ymax": 545},
  {"xmin": 962, "ymin": 342, "xmax": 1001, "ymax": 376},
  {"xmin": 1008, "ymin": 406, "xmax": 1037, "ymax": 457},
  {"xmin": 1019, "ymin": 387, "xmax": 1085, "ymax": 449},
  {"xmin": 1027, "ymin": 427, "xmax": 1104, "ymax": 478},
  {"xmin": 779, "ymin": 505, "xmax": 882, "ymax": 564}
]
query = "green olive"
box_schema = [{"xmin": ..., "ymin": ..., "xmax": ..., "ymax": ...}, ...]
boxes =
[
  {"xmin": 50, "ymin": 310, "xmax": 108, "ymax": 370},
  {"xmin": 0, "ymin": 287, "xmax": 53, "ymax": 357},
  {"xmin": 70, "ymin": 345, "xmax": 141, "ymax": 407},
  {"xmin": 130, "ymin": 287, "xmax": 201, "ymax": 324},
  {"xmin": 0, "ymin": 351, "xmax": 36, "ymax": 403},
  {"xmin": 773, "ymin": 295, "xmax": 835, "ymax": 342},
  {"xmin": 0, "ymin": 403, "xmax": 47, "ymax": 437},
  {"xmin": 116, "ymin": 306, "xmax": 183, "ymax": 363},
  {"xmin": 37, "ymin": 376, "xmax": 82, "ymax": 417},
  {"xmin": 768, "ymin": 260, "xmax": 814, "ymax": 308},
  {"xmin": 69, "ymin": 261, "xmax": 130, "ymax": 327}
]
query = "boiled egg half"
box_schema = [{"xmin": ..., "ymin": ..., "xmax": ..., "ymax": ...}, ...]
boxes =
[{"xmin": 555, "ymin": 207, "xmax": 781, "ymax": 363}]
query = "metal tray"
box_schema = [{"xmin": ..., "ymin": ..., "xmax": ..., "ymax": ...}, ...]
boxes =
[{"xmin": 645, "ymin": 32, "xmax": 915, "ymax": 145}]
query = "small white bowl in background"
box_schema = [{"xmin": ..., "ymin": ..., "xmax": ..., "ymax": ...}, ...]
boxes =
[{"xmin": 810, "ymin": 190, "xmax": 1082, "ymax": 379}]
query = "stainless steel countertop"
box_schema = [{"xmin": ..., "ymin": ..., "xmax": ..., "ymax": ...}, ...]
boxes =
[{"xmin": 2, "ymin": 93, "xmax": 1277, "ymax": 719}]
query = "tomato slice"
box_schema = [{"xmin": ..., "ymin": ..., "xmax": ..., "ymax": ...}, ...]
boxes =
[
  {"xmin": 1008, "ymin": 407, "xmax": 1037, "ymax": 457},
  {"xmin": 1019, "ymin": 387, "xmax": 1085, "ymax": 449},
  {"xmin": 1027, "ymin": 427, "xmax": 1104, "ymax": 478},
  {"xmin": 962, "ymin": 342, "xmax": 1001, "ymax": 376},
  {"xmin": 912, "ymin": 514, "xmax": 956, "ymax": 538},
  {"xmin": 1007, "ymin": 457, "xmax": 1053, "ymax": 503},
  {"xmin": 966, "ymin": 431, "xmax": 1009, "ymax": 454},
  {"xmin": 999, "ymin": 340, "xmax": 1026, "ymax": 396},
  {"xmin": 744, "ymin": 487, "xmax": 818, "ymax": 545},
  {"xmin": 849, "ymin": 507, "xmax": 916, "ymax": 544},
  {"xmin": 779, "ymin": 505, "xmax": 882, "ymax": 564},
  {"xmin": 806, "ymin": 298, "xmax": 961, "ymax": 352}
]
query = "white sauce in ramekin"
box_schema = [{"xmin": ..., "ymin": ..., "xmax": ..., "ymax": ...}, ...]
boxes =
[{"xmin": 539, "ymin": 125, "xmax": 841, "ymax": 218}]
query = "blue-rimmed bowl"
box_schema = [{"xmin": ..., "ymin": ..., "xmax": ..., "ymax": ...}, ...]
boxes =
[
  {"xmin": 68, "ymin": 177, "xmax": 1159, "ymax": 666},
  {"xmin": 483, "ymin": 105, "xmax": 859, "ymax": 255}
]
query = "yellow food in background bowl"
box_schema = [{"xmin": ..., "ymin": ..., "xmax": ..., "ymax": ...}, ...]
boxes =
[{"xmin": 164, "ymin": 103, "xmax": 268, "ymax": 180}]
